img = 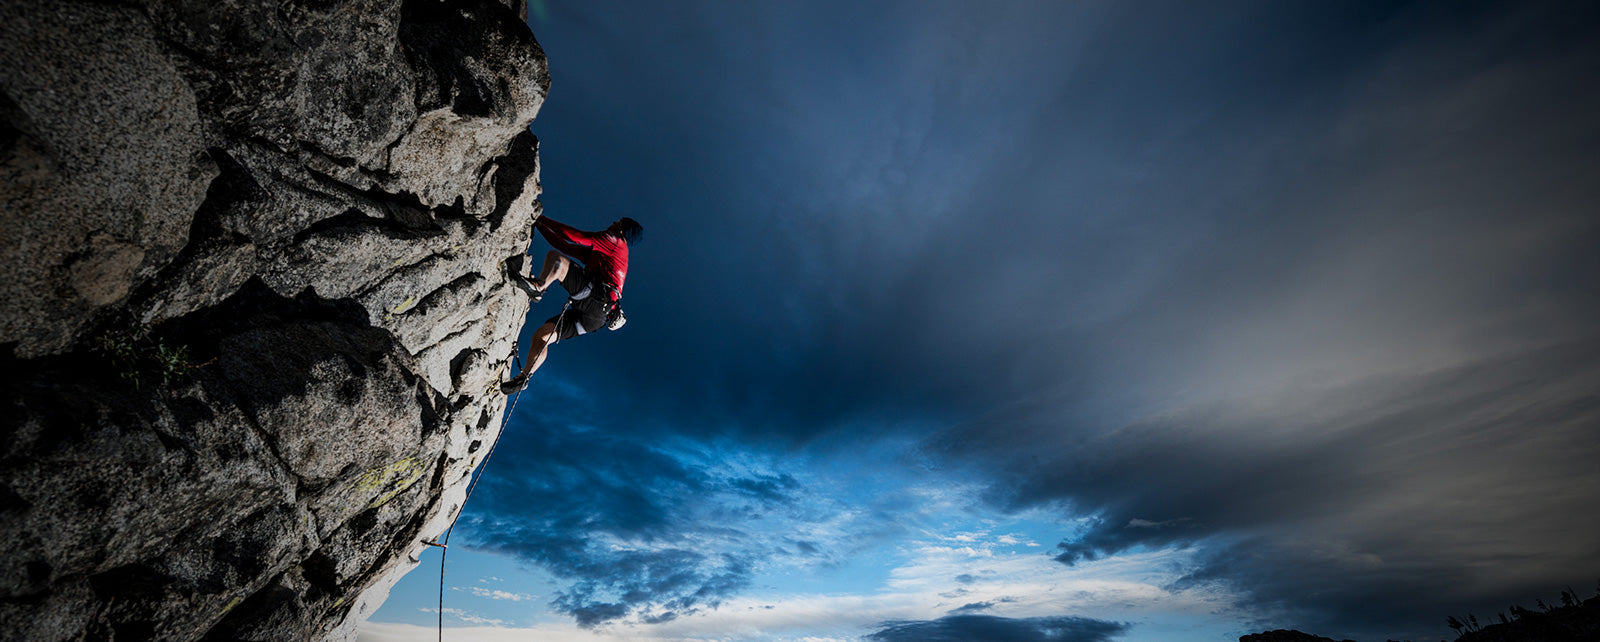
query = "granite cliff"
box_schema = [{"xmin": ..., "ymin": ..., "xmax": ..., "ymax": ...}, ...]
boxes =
[{"xmin": 0, "ymin": 0, "xmax": 546, "ymax": 639}]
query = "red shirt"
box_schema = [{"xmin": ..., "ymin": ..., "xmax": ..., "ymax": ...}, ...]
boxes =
[{"xmin": 536, "ymin": 217, "xmax": 628, "ymax": 302}]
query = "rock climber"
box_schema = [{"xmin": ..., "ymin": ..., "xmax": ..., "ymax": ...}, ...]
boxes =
[{"xmin": 501, "ymin": 215, "xmax": 642, "ymax": 393}]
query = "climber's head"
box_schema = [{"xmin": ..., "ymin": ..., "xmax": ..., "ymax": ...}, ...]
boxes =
[{"xmin": 609, "ymin": 217, "xmax": 643, "ymax": 245}]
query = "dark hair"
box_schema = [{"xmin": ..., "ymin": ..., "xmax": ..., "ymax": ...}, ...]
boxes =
[{"xmin": 612, "ymin": 217, "xmax": 643, "ymax": 245}]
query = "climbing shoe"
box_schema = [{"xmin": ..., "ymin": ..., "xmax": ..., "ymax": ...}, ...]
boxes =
[
  {"xmin": 511, "ymin": 275, "xmax": 543, "ymax": 303},
  {"xmin": 500, "ymin": 373, "xmax": 531, "ymax": 395}
]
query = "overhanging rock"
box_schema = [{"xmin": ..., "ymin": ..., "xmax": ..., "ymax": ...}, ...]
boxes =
[{"xmin": 0, "ymin": 0, "xmax": 547, "ymax": 639}]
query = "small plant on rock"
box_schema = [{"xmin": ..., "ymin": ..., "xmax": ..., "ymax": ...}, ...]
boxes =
[{"xmin": 94, "ymin": 325, "xmax": 208, "ymax": 390}]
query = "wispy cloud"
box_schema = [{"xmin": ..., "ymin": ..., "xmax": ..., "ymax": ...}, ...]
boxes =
[
  {"xmin": 417, "ymin": 608, "xmax": 507, "ymax": 627},
  {"xmin": 469, "ymin": 587, "xmax": 535, "ymax": 602}
]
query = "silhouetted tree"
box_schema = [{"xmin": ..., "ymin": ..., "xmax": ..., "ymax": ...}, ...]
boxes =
[
  {"xmin": 1537, "ymin": 598, "xmax": 1551, "ymax": 612},
  {"xmin": 1561, "ymin": 587, "xmax": 1577, "ymax": 608},
  {"xmin": 1467, "ymin": 614, "xmax": 1480, "ymax": 632},
  {"xmin": 1498, "ymin": 612, "xmax": 1508, "ymax": 625},
  {"xmin": 1446, "ymin": 615, "xmax": 1465, "ymax": 637}
]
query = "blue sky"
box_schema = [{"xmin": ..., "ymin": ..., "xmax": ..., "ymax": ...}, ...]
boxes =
[{"xmin": 363, "ymin": 1, "xmax": 1600, "ymax": 640}]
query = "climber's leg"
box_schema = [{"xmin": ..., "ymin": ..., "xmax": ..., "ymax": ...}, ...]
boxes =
[
  {"xmin": 522, "ymin": 320, "xmax": 560, "ymax": 379},
  {"xmin": 530, "ymin": 250, "xmax": 571, "ymax": 291},
  {"xmin": 502, "ymin": 320, "xmax": 558, "ymax": 393}
]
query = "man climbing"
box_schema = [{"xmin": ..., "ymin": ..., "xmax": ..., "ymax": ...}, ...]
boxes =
[{"xmin": 501, "ymin": 215, "xmax": 642, "ymax": 393}]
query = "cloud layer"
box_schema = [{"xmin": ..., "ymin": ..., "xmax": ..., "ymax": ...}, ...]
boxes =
[{"xmin": 462, "ymin": 417, "xmax": 775, "ymax": 626}]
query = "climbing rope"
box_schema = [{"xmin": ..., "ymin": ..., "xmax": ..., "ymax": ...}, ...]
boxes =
[
  {"xmin": 434, "ymin": 345, "xmax": 521, "ymax": 642},
  {"xmin": 434, "ymin": 299, "xmax": 570, "ymax": 641}
]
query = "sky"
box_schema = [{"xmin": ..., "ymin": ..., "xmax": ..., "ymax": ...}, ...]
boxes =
[{"xmin": 364, "ymin": 1, "xmax": 1600, "ymax": 640}]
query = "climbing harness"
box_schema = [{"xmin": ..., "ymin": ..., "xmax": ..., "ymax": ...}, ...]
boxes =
[
  {"xmin": 597, "ymin": 282, "xmax": 624, "ymax": 330},
  {"xmin": 571, "ymin": 278, "xmax": 625, "ymax": 332}
]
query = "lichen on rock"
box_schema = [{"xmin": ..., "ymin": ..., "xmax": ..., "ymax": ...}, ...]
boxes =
[{"xmin": 0, "ymin": 0, "xmax": 545, "ymax": 639}]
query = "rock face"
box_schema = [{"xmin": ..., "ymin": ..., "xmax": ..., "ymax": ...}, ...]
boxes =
[{"xmin": 0, "ymin": 0, "xmax": 546, "ymax": 639}]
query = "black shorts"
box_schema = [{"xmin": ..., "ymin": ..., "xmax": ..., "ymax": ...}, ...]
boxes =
[{"xmin": 547, "ymin": 266, "xmax": 609, "ymax": 342}]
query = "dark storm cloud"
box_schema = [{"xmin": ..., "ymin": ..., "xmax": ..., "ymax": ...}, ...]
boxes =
[
  {"xmin": 528, "ymin": 0, "xmax": 1600, "ymax": 446},
  {"xmin": 866, "ymin": 614, "xmax": 1129, "ymax": 642},
  {"xmin": 933, "ymin": 339, "xmax": 1600, "ymax": 638},
  {"xmin": 903, "ymin": 1, "xmax": 1600, "ymax": 638},
  {"xmin": 459, "ymin": 398, "xmax": 807, "ymax": 626}
]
